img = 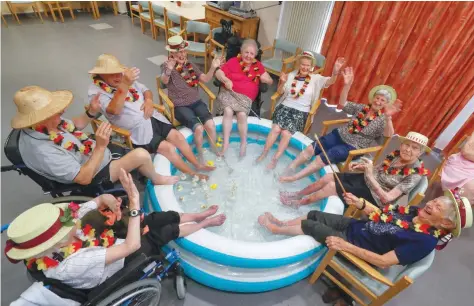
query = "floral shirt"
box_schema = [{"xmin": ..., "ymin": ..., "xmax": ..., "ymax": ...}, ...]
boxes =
[{"xmin": 337, "ymin": 102, "xmax": 386, "ymax": 149}]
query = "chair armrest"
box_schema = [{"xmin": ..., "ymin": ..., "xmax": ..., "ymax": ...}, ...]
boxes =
[
  {"xmin": 348, "ymin": 146, "xmax": 383, "ymax": 157},
  {"xmin": 210, "ymin": 38, "xmax": 225, "ymax": 50},
  {"xmin": 321, "ymin": 119, "xmax": 351, "ymax": 135},
  {"xmin": 261, "ymin": 45, "xmax": 273, "ymax": 53},
  {"xmin": 92, "ymin": 118, "xmax": 133, "ymax": 149},
  {"xmin": 408, "ymin": 192, "xmax": 425, "ymax": 207},
  {"xmin": 269, "ymin": 91, "xmax": 282, "ymax": 119},
  {"xmin": 204, "ymin": 34, "xmax": 211, "ymax": 43},
  {"xmin": 178, "ymin": 28, "xmax": 185, "ymax": 37},
  {"xmin": 339, "ymin": 251, "xmax": 394, "ymax": 287},
  {"xmin": 153, "ymin": 104, "xmax": 166, "ymax": 113},
  {"xmin": 158, "ymin": 88, "xmax": 174, "ymax": 110},
  {"xmin": 283, "ymin": 55, "xmax": 297, "ymax": 64}
]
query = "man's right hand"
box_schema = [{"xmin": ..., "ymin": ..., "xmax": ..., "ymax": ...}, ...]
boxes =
[
  {"xmin": 95, "ymin": 122, "xmax": 112, "ymax": 149},
  {"xmin": 166, "ymin": 58, "xmax": 177, "ymax": 70},
  {"xmin": 122, "ymin": 68, "xmax": 140, "ymax": 87}
]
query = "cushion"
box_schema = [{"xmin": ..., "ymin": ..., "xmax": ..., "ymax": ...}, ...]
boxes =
[
  {"xmin": 131, "ymin": 5, "xmax": 147, "ymax": 11},
  {"xmin": 168, "ymin": 26, "xmax": 181, "ymax": 34},
  {"xmin": 187, "ymin": 41, "xmax": 206, "ymax": 53},
  {"xmin": 153, "ymin": 17, "xmax": 165, "ymax": 26},
  {"xmin": 262, "ymin": 58, "xmax": 283, "ymax": 73},
  {"xmin": 140, "ymin": 12, "xmax": 151, "ymax": 19}
]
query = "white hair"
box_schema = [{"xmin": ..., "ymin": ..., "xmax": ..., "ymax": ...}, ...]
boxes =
[
  {"xmin": 438, "ymin": 196, "xmax": 457, "ymax": 225},
  {"xmin": 241, "ymin": 39, "xmax": 258, "ymax": 54},
  {"xmin": 374, "ymin": 89, "xmax": 392, "ymax": 102}
]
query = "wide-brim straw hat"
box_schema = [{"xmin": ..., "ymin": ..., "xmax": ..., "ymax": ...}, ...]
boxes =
[
  {"xmin": 166, "ymin": 35, "xmax": 189, "ymax": 52},
  {"xmin": 369, "ymin": 85, "xmax": 397, "ymax": 104},
  {"xmin": 398, "ymin": 131, "xmax": 432, "ymax": 153},
  {"xmin": 5, "ymin": 203, "xmax": 78, "ymax": 261},
  {"xmin": 445, "ymin": 189, "xmax": 473, "ymax": 237},
  {"xmin": 296, "ymin": 51, "xmax": 317, "ymax": 67},
  {"xmin": 88, "ymin": 54, "xmax": 126, "ymax": 74},
  {"xmin": 11, "ymin": 86, "xmax": 73, "ymax": 129}
]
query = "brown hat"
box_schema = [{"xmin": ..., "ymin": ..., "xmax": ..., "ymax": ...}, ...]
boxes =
[
  {"xmin": 11, "ymin": 86, "xmax": 73, "ymax": 129},
  {"xmin": 88, "ymin": 54, "xmax": 126, "ymax": 74}
]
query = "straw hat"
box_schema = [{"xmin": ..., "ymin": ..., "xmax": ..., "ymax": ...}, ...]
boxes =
[
  {"xmin": 398, "ymin": 131, "xmax": 432, "ymax": 153},
  {"xmin": 296, "ymin": 51, "xmax": 317, "ymax": 67},
  {"xmin": 166, "ymin": 35, "xmax": 189, "ymax": 52},
  {"xmin": 5, "ymin": 203, "xmax": 79, "ymax": 262},
  {"xmin": 369, "ymin": 85, "xmax": 397, "ymax": 104},
  {"xmin": 11, "ymin": 86, "xmax": 73, "ymax": 129},
  {"xmin": 88, "ymin": 54, "xmax": 126, "ymax": 74},
  {"xmin": 445, "ymin": 189, "xmax": 473, "ymax": 237}
]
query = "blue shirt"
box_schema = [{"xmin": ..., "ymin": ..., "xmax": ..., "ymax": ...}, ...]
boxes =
[{"xmin": 346, "ymin": 212, "xmax": 437, "ymax": 266}]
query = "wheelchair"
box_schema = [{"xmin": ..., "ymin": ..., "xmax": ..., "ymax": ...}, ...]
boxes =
[
  {"xmin": 1, "ymin": 196, "xmax": 187, "ymax": 305},
  {"xmin": 1, "ymin": 129, "xmax": 127, "ymax": 199}
]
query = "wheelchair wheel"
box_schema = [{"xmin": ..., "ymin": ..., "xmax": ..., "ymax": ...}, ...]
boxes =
[
  {"xmin": 175, "ymin": 275, "xmax": 186, "ymax": 300},
  {"xmin": 49, "ymin": 195, "xmax": 94, "ymax": 204},
  {"xmin": 96, "ymin": 279, "xmax": 161, "ymax": 306}
]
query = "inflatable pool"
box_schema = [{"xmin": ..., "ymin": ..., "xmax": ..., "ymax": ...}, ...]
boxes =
[{"xmin": 144, "ymin": 116, "xmax": 344, "ymax": 292}]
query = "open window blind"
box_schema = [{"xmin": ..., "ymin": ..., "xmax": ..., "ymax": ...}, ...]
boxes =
[{"xmin": 276, "ymin": 1, "xmax": 334, "ymax": 54}]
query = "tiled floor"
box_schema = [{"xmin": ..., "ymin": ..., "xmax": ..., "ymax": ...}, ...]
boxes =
[
  {"xmin": 89, "ymin": 22, "xmax": 114, "ymax": 30},
  {"xmin": 1, "ymin": 12, "xmax": 473, "ymax": 306}
]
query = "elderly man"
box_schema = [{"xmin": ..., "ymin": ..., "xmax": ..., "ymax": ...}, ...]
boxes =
[
  {"xmin": 12, "ymin": 86, "xmax": 178, "ymax": 187},
  {"xmin": 281, "ymin": 131, "xmax": 431, "ymax": 208},
  {"xmin": 88, "ymin": 54, "xmax": 213, "ymax": 180}
]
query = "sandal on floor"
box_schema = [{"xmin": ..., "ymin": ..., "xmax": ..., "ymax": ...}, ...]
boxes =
[{"xmin": 322, "ymin": 288, "xmax": 342, "ymax": 303}]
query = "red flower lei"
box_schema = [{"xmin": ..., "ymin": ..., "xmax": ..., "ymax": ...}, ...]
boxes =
[
  {"xmin": 368, "ymin": 204, "xmax": 447, "ymax": 239},
  {"xmin": 237, "ymin": 54, "xmax": 260, "ymax": 83},
  {"xmin": 290, "ymin": 74, "xmax": 311, "ymax": 99},
  {"xmin": 93, "ymin": 76, "xmax": 139, "ymax": 102},
  {"xmin": 348, "ymin": 104, "xmax": 383, "ymax": 134},
  {"xmin": 25, "ymin": 226, "xmax": 116, "ymax": 271},
  {"xmin": 382, "ymin": 150, "xmax": 431, "ymax": 177},
  {"xmin": 175, "ymin": 62, "xmax": 199, "ymax": 87},
  {"xmin": 32, "ymin": 120, "xmax": 95, "ymax": 156}
]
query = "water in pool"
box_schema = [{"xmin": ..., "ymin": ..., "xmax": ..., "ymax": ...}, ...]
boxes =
[{"xmin": 173, "ymin": 133, "xmax": 324, "ymax": 242}]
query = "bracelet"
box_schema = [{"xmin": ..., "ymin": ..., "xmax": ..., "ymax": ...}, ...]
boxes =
[
  {"xmin": 358, "ymin": 198, "xmax": 366, "ymax": 210},
  {"xmin": 85, "ymin": 110, "xmax": 96, "ymax": 119}
]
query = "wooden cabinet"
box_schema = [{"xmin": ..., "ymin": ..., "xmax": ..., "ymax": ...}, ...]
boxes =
[{"xmin": 204, "ymin": 5, "xmax": 260, "ymax": 39}]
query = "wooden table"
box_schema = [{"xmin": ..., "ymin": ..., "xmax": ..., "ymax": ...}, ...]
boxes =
[
  {"xmin": 151, "ymin": 1, "xmax": 206, "ymax": 21},
  {"xmin": 204, "ymin": 5, "xmax": 260, "ymax": 39}
]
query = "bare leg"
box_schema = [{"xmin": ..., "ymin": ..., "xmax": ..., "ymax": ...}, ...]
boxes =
[
  {"xmin": 220, "ymin": 107, "xmax": 234, "ymax": 156},
  {"xmin": 236, "ymin": 111, "xmax": 248, "ymax": 157},
  {"xmin": 158, "ymin": 141, "xmax": 209, "ymax": 180},
  {"xmin": 166, "ymin": 129, "xmax": 214, "ymax": 172},
  {"xmin": 298, "ymin": 181, "xmax": 337, "ymax": 206},
  {"xmin": 257, "ymin": 124, "xmax": 281, "ymax": 163},
  {"xmin": 109, "ymin": 148, "xmax": 179, "ymax": 185},
  {"xmin": 267, "ymin": 130, "xmax": 292, "ymax": 170},
  {"xmin": 204, "ymin": 119, "xmax": 218, "ymax": 154},
  {"xmin": 281, "ymin": 155, "xmax": 326, "ymax": 182},
  {"xmin": 280, "ymin": 145, "xmax": 314, "ymax": 182},
  {"xmin": 178, "ymin": 214, "xmax": 226, "ymax": 237},
  {"xmin": 280, "ymin": 174, "xmax": 334, "ymax": 206},
  {"xmin": 258, "ymin": 214, "xmax": 305, "ymax": 235},
  {"xmin": 179, "ymin": 205, "xmax": 218, "ymax": 223},
  {"xmin": 193, "ymin": 124, "xmax": 205, "ymax": 160}
]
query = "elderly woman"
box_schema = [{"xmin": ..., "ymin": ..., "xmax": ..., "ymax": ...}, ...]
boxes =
[
  {"xmin": 161, "ymin": 36, "xmax": 223, "ymax": 159},
  {"xmin": 215, "ymin": 39, "xmax": 274, "ymax": 157},
  {"xmin": 280, "ymin": 67, "xmax": 402, "ymax": 183},
  {"xmin": 256, "ymin": 52, "xmax": 345, "ymax": 169},
  {"xmin": 281, "ymin": 132, "xmax": 432, "ymax": 208},
  {"xmin": 88, "ymin": 53, "xmax": 214, "ymax": 180},
  {"xmin": 7, "ymin": 170, "xmax": 226, "ymax": 305}
]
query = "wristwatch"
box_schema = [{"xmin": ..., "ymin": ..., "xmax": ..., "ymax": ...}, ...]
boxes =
[{"xmin": 128, "ymin": 209, "xmax": 142, "ymax": 217}]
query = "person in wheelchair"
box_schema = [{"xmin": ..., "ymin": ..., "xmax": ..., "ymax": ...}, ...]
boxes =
[
  {"xmin": 11, "ymin": 86, "xmax": 178, "ymax": 187},
  {"xmin": 256, "ymin": 52, "xmax": 344, "ymax": 170},
  {"xmin": 280, "ymin": 132, "xmax": 432, "ymax": 208},
  {"xmin": 7, "ymin": 169, "xmax": 226, "ymax": 305},
  {"xmin": 279, "ymin": 67, "xmax": 402, "ymax": 183},
  {"xmin": 88, "ymin": 54, "xmax": 213, "ymax": 180},
  {"xmin": 160, "ymin": 35, "xmax": 223, "ymax": 159},
  {"xmin": 215, "ymin": 39, "xmax": 274, "ymax": 157}
]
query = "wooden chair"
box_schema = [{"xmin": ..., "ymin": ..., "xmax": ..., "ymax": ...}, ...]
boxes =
[
  {"xmin": 151, "ymin": 3, "xmax": 166, "ymax": 39},
  {"xmin": 208, "ymin": 27, "xmax": 227, "ymax": 60},
  {"xmin": 138, "ymin": 1, "xmax": 153, "ymax": 37},
  {"xmin": 428, "ymin": 134, "xmax": 469, "ymax": 188},
  {"xmin": 129, "ymin": 1, "xmax": 145, "ymax": 24},
  {"xmin": 42, "ymin": 1, "xmax": 75, "ymax": 23},
  {"xmin": 165, "ymin": 10, "xmax": 182, "ymax": 38},
  {"xmin": 1, "ymin": 4, "xmax": 8, "ymax": 27},
  {"xmin": 260, "ymin": 38, "xmax": 301, "ymax": 77},
  {"xmin": 269, "ymin": 80, "xmax": 324, "ymax": 135},
  {"xmin": 156, "ymin": 76, "xmax": 215, "ymax": 127},
  {"xmin": 179, "ymin": 20, "xmax": 211, "ymax": 72},
  {"xmin": 6, "ymin": 1, "xmax": 44, "ymax": 24}
]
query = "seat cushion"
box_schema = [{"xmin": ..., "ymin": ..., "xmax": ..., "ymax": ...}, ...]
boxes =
[
  {"xmin": 153, "ymin": 17, "xmax": 165, "ymax": 26},
  {"xmin": 187, "ymin": 41, "xmax": 206, "ymax": 53},
  {"xmin": 168, "ymin": 26, "xmax": 181, "ymax": 34},
  {"xmin": 262, "ymin": 58, "xmax": 283, "ymax": 73},
  {"xmin": 131, "ymin": 4, "xmax": 148, "ymax": 11},
  {"xmin": 211, "ymin": 49, "xmax": 224, "ymax": 58},
  {"xmin": 140, "ymin": 12, "xmax": 151, "ymax": 19}
]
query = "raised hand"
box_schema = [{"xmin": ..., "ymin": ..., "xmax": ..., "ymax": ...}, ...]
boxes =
[
  {"xmin": 279, "ymin": 72, "xmax": 288, "ymax": 83},
  {"xmin": 333, "ymin": 57, "xmax": 345, "ymax": 74},
  {"xmin": 341, "ymin": 67, "xmax": 354, "ymax": 86},
  {"xmin": 166, "ymin": 58, "xmax": 177, "ymax": 70},
  {"xmin": 95, "ymin": 122, "xmax": 112, "ymax": 149},
  {"xmin": 88, "ymin": 93, "xmax": 101, "ymax": 116},
  {"xmin": 119, "ymin": 169, "xmax": 139, "ymax": 208},
  {"xmin": 122, "ymin": 68, "xmax": 140, "ymax": 87},
  {"xmin": 211, "ymin": 56, "xmax": 224, "ymax": 69},
  {"xmin": 384, "ymin": 99, "xmax": 403, "ymax": 117},
  {"xmin": 99, "ymin": 194, "xmax": 123, "ymax": 221}
]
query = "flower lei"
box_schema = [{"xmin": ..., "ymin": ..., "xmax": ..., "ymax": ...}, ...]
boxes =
[
  {"xmin": 25, "ymin": 222, "xmax": 116, "ymax": 271},
  {"xmin": 290, "ymin": 74, "xmax": 311, "ymax": 98},
  {"xmin": 32, "ymin": 120, "xmax": 95, "ymax": 156},
  {"xmin": 348, "ymin": 104, "xmax": 383, "ymax": 134},
  {"xmin": 368, "ymin": 204, "xmax": 447, "ymax": 239},
  {"xmin": 175, "ymin": 62, "xmax": 199, "ymax": 87},
  {"xmin": 382, "ymin": 150, "xmax": 431, "ymax": 177},
  {"xmin": 237, "ymin": 54, "xmax": 260, "ymax": 83},
  {"xmin": 93, "ymin": 76, "xmax": 139, "ymax": 102}
]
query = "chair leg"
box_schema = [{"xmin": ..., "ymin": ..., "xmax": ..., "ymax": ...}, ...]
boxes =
[
  {"xmin": 204, "ymin": 54, "xmax": 208, "ymax": 73},
  {"xmin": 309, "ymin": 249, "xmax": 336, "ymax": 284},
  {"xmin": 56, "ymin": 2, "xmax": 65, "ymax": 23},
  {"xmin": 93, "ymin": 1, "xmax": 100, "ymax": 19},
  {"xmin": 8, "ymin": 3, "xmax": 21, "ymax": 25},
  {"xmin": 69, "ymin": 2, "xmax": 75, "ymax": 19},
  {"xmin": 2, "ymin": 15, "xmax": 8, "ymax": 27},
  {"xmin": 48, "ymin": 3, "xmax": 57, "ymax": 22},
  {"xmin": 113, "ymin": 1, "xmax": 118, "ymax": 15},
  {"xmin": 140, "ymin": 17, "xmax": 145, "ymax": 33}
]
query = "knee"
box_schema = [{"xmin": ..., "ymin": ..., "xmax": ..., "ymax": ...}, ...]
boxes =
[
  {"xmin": 224, "ymin": 107, "xmax": 233, "ymax": 116},
  {"xmin": 194, "ymin": 124, "xmax": 204, "ymax": 135},
  {"xmin": 157, "ymin": 141, "xmax": 176, "ymax": 155},
  {"xmin": 131, "ymin": 148, "xmax": 151, "ymax": 162},
  {"xmin": 236, "ymin": 112, "xmax": 247, "ymax": 120},
  {"xmin": 281, "ymin": 130, "xmax": 292, "ymax": 138},
  {"xmin": 205, "ymin": 119, "xmax": 215, "ymax": 128},
  {"xmin": 272, "ymin": 125, "xmax": 282, "ymax": 134}
]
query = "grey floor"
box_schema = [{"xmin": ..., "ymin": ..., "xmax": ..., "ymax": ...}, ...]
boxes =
[{"xmin": 1, "ymin": 12, "xmax": 473, "ymax": 306}]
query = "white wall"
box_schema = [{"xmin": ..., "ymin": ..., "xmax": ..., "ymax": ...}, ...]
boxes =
[{"xmin": 242, "ymin": 1, "xmax": 282, "ymax": 48}]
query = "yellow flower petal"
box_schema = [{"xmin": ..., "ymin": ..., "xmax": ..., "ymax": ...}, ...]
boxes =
[
  {"xmin": 207, "ymin": 160, "xmax": 215, "ymax": 167},
  {"xmin": 210, "ymin": 184, "xmax": 217, "ymax": 190}
]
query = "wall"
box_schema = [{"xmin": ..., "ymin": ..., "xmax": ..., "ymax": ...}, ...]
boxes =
[{"xmin": 242, "ymin": 1, "xmax": 282, "ymax": 47}]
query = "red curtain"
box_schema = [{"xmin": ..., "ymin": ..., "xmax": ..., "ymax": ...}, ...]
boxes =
[{"xmin": 321, "ymin": 1, "xmax": 474, "ymax": 148}]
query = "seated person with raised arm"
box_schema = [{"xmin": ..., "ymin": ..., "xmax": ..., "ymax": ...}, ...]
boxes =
[
  {"xmin": 281, "ymin": 132, "xmax": 431, "ymax": 208},
  {"xmin": 13, "ymin": 86, "xmax": 178, "ymax": 187},
  {"xmin": 7, "ymin": 170, "xmax": 226, "ymax": 305},
  {"xmin": 279, "ymin": 67, "xmax": 402, "ymax": 183},
  {"xmin": 160, "ymin": 36, "xmax": 222, "ymax": 160},
  {"xmin": 256, "ymin": 53, "xmax": 343, "ymax": 170},
  {"xmin": 88, "ymin": 54, "xmax": 213, "ymax": 180}
]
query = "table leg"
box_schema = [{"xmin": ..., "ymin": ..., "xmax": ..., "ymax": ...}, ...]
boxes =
[
  {"xmin": 69, "ymin": 1, "xmax": 75, "ymax": 19},
  {"xmin": 112, "ymin": 1, "xmax": 118, "ymax": 16},
  {"xmin": 93, "ymin": 1, "xmax": 100, "ymax": 19}
]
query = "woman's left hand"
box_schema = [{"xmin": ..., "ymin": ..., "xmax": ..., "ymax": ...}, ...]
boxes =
[
  {"xmin": 333, "ymin": 57, "xmax": 346, "ymax": 74},
  {"xmin": 326, "ymin": 236, "xmax": 350, "ymax": 252},
  {"xmin": 88, "ymin": 93, "xmax": 102, "ymax": 116},
  {"xmin": 359, "ymin": 158, "xmax": 374, "ymax": 175},
  {"xmin": 211, "ymin": 56, "xmax": 224, "ymax": 69},
  {"xmin": 384, "ymin": 99, "xmax": 403, "ymax": 117},
  {"xmin": 141, "ymin": 99, "xmax": 154, "ymax": 119}
]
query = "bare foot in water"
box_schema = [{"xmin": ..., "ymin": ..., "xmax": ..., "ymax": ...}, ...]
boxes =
[
  {"xmin": 255, "ymin": 151, "xmax": 268, "ymax": 163},
  {"xmin": 280, "ymin": 191, "xmax": 301, "ymax": 200},
  {"xmin": 266, "ymin": 158, "xmax": 278, "ymax": 170},
  {"xmin": 258, "ymin": 215, "xmax": 280, "ymax": 233},
  {"xmin": 196, "ymin": 163, "xmax": 216, "ymax": 172},
  {"xmin": 195, "ymin": 205, "xmax": 219, "ymax": 221},
  {"xmin": 203, "ymin": 214, "xmax": 226, "ymax": 227},
  {"xmin": 279, "ymin": 175, "xmax": 297, "ymax": 183},
  {"xmin": 264, "ymin": 212, "xmax": 286, "ymax": 226},
  {"xmin": 217, "ymin": 143, "xmax": 229, "ymax": 157},
  {"xmin": 153, "ymin": 175, "xmax": 180, "ymax": 185},
  {"xmin": 240, "ymin": 143, "xmax": 247, "ymax": 158}
]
